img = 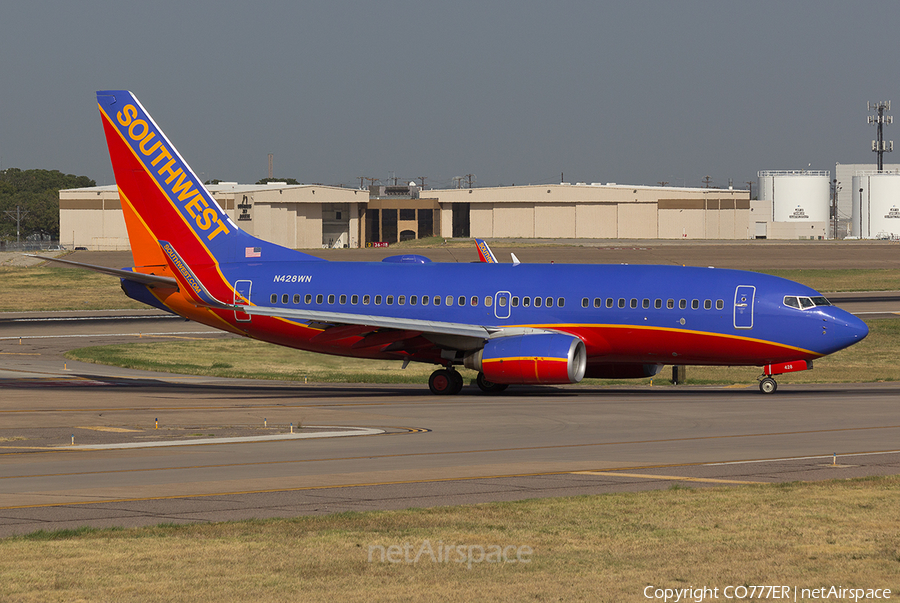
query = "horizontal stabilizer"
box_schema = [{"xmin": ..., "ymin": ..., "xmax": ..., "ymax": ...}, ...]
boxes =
[{"xmin": 25, "ymin": 254, "xmax": 178, "ymax": 288}]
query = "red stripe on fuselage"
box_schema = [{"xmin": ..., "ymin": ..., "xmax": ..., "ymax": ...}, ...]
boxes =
[{"xmin": 559, "ymin": 324, "xmax": 818, "ymax": 366}]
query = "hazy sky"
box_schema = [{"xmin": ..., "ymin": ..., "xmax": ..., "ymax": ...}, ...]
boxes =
[{"xmin": 2, "ymin": 1, "xmax": 898, "ymax": 191}]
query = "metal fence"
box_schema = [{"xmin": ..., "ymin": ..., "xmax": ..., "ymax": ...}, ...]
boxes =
[{"xmin": 0, "ymin": 239, "xmax": 64, "ymax": 252}]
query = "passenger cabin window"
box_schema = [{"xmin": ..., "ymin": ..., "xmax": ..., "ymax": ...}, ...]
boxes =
[
  {"xmin": 582, "ymin": 298, "xmax": 590, "ymax": 308},
  {"xmin": 340, "ymin": 294, "xmax": 347, "ymax": 304},
  {"xmin": 351, "ymin": 294, "xmax": 359, "ymax": 305},
  {"xmin": 386, "ymin": 295, "xmax": 393, "ymax": 305},
  {"xmin": 606, "ymin": 298, "xmax": 614, "ymax": 308},
  {"xmin": 545, "ymin": 297, "xmax": 553, "ymax": 307},
  {"xmin": 471, "ymin": 296, "xmax": 479, "ymax": 306},
  {"xmin": 363, "ymin": 295, "xmax": 370, "ymax": 305},
  {"xmin": 282, "ymin": 294, "xmax": 289, "ymax": 304},
  {"xmin": 523, "ymin": 297, "xmax": 530, "ymax": 307},
  {"xmin": 512, "ymin": 296, "xmax": 519, "ymax": 307},
  {"xmin": 397, "ymin": 295, "xmax": 405, "ymax": 305},
  {"xmin": 410, "ymin": 295, "xmax": 418, "ymax": 305},
  {"xmin": 499, "ymin": 297, "xmax": 507, "ymax": 307},
  {"xmin": 557, "ymin": 297, "xmax": 565, "ymax": 308},
  {"xmin": 716, "ymin": 299, "xmax": 724, "ymax": 310},
  {"xmin": 534, "ymin": 297, "xmax": 542, "ymax": 308},
  {"xmin": 642, "ymin": 299, "xmax": 650, "ymax": 309},
  {"xmin": 270, "ymin": 294, "xmax": 277, "ymax": 304},
  {"xmin": 618, "ymin": 298, "xmax": 626, "ymax": 308},
  {"xmin": 374, "ymin": 295, "xmax": 381, "ymax": 305},
  {"xmin": 445, "ymin": 295, "xmax": 453, "ymax": 306},
  {"xmin": 433, "ymin": 295, "xmax": 441, "ymax": 306},
  {"xmin": 485, "ymin": 296, "xmax": 493, "ymax": 307},
  {"xmin": 593, "ymin": 298, "xmax": 602, "ymax": 308},
  {"xmin": 305, "ymin": 294, "xmax": 312, "ymax": 304},
  {"xmin": 316, "ymin": 294, "xmax": 323, "ymax": 304},
  {"xmin": 458, "ymin": 296, "xmax": 466, "ymax": 306},
  {"xmin": 667, "ymin": 299, "xmax": 675, "ymax": 309},
  {"xmin": 630, "ymin": 298, "xmax": 638, "ymax": 309},
  {"xmin": 328, "ymin": 294, "xmax": 335, "ymax": 304},
  {"xmin": 679, "ymin": 299, "xmax": 687, "ymax": 309},
  {"xmin": 704, "ymin": 299, "xmax": 712, "ymax": 310},
  {"xmin": 655, "ymin": 299, "xmax": 662, "ymax": 309},
  {"xmin": 691, "ymin": 299, "xmax": 699, "ymax": 310}
]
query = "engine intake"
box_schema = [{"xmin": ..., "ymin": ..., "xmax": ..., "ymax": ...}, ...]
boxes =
[{"xmin": 464, "ymin": 333, "xmax": 587, "ymax": 385}]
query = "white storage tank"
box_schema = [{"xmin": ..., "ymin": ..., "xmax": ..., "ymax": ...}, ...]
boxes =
[
  {"xmin": 850, "ymin": 170, "xmax": 900, "ymax": 238},
  {"xmin": 757, "ymin": 170, "xmax": 830, "ymax": 222}
]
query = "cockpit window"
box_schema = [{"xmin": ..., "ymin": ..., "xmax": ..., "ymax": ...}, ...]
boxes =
[{"xmin": 784, "ymin": 295, "xmax": 832, "ymax": 310}]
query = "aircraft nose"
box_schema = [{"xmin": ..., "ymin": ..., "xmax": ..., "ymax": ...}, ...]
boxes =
[{"xmin": 827, "ymin": 309, "xmax": 869, "ymax": 350}]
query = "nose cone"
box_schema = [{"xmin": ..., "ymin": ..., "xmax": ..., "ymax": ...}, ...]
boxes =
[{"xmin": 827, "ymin": 308, "xmax": 869, "ymax": 353}]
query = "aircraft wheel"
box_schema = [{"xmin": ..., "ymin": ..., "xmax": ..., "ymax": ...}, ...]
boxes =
[
  {"xmin": 759, "ymin": 377, "xmax": 777, "ymax": 394},
  {"xmin": 476, "ymin": 372, "xmax": 508, "ymax": 394},
  {"xmin": 429, "ymin": 369, "xmax": 458, "ymax": 395}
]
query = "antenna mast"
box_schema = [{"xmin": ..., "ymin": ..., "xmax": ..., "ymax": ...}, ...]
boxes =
[{"xmin": 868, "ymin": 101, "xmax": 893, "ymax": 171}]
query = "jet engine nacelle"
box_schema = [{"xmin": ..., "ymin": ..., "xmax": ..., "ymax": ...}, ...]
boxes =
[{"xmin": 464, "ymin": 333, "xmax": 587, "ymax": 385}]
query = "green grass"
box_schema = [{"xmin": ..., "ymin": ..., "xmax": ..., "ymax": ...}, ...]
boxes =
[
  {"xmin": 0, "ymin": 266, "xmax": 145, "ymax": 311},
  {"xmin": 758, "ymin": 268, "xmax": 900, "ymax": 292},
  {"xmin": 0, "ymin": 476, "xmax": 896, "ymax": 602},
  {"xmin": 64, "ymin": 318, "xmax": 897, "ymax": 387},
  {"xmin": 65, "ymin": 336, "xmax": 475, "ymax": 384}
]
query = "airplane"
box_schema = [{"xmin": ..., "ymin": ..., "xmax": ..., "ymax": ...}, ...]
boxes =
[{"xmin": 38, "ymin": 90, "xmax": 869, "ymax": 395}]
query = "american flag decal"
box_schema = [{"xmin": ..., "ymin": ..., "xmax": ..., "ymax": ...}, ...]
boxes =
[{"xmin": 245, "ymin": 247, "xmax": 261, "ymax": 258}]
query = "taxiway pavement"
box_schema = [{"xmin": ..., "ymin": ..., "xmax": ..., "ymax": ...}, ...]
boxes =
[{"xmin": 1, "ymin": 317, "xmax": 898, "ymax": 536}]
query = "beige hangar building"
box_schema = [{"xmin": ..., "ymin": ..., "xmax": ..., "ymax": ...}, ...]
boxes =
[{"xmin": 60, "ymin": 181, "xmax": 753, "ymax": 250}]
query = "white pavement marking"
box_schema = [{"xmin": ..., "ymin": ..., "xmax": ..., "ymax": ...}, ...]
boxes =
[{"xmin": 61, "ymin": 427, "xmax": 384, "ymax": 450}]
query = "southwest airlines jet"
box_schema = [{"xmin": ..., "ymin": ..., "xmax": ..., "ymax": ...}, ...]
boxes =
[{"xmin": 46, "ymin": 91, "xmax": 870, "ymax": 395}]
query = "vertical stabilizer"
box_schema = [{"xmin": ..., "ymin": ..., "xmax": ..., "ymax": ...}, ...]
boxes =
[{"xmin": 96, "ymin": 91, "xmax": 320, "ymax": 268}]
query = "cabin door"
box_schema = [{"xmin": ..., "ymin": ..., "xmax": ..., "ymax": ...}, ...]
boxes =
[
  {"xmin": 494, "ymin": 291, "xmax": 511, "ymax": 319},
  {"xmin": 733, "ymin": 285, "xmax": 755, "ymax": 329},
  {"xmin": 234, "ymin": 280, "xmax": 252, "ymax": 322}
]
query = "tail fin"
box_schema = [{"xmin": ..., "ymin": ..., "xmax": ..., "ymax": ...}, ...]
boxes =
[
  {"xmin": 96, "ymin": 91, "xmax": 319, "ymax": 268},
  {"xmin": 475, "ymin": 239, "xmax": 499, "ymax": 263}
]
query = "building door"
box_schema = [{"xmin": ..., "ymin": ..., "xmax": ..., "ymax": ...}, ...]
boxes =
[{"xmin": 733, "ymin": 285, "xmax": 755, "ymax": 329}]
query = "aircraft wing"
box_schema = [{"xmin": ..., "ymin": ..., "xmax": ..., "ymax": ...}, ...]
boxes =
[
  {"xmin": 238, "ymin": 304, "xmax": 494, "ymax": 340},
  {"xmin": 25, "ymin": 254, "xmax": 178, "ymax": 288}
]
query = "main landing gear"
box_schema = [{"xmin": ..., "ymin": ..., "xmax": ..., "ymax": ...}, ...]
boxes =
[
  {"xmin": 428, "ymin": 368, "xmax": 510, "ymax": 395},
  {"xmin": 475, "ymin": 372, "xmax": 508, "ymax": 394},
  {"xmin": 428, "ymin": 368, "xmax": 464, "ymax": 395}
]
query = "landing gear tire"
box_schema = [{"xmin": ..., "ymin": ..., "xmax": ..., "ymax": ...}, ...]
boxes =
[
  {"xmin": 759, "ymin": 377, "xmax": 777, "ymax": 394},
  {"xmin": 429, "ymin": 369, "xmax": 464, "ymax": 395},
  {"xmin": 476, "ymin": 372, "xmax": 508, "ymax": 394},
  {"xmin": 449, "ymin": 369, "xmax": 464, "ymax": 394}
]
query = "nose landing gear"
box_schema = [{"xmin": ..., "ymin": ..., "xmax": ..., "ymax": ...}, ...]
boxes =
[
  {"xmin": 758, "ymin": 376, "xmax": 777, "ymax": 394},
  {"xmin": 757, "ymin": 360, "xmax": 812, "ymax": 394}
]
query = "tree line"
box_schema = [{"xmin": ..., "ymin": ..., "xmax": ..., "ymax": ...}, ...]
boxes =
[{"xmin": 0, "ymin": 168, "xmax": 95, "ymax": 241}]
